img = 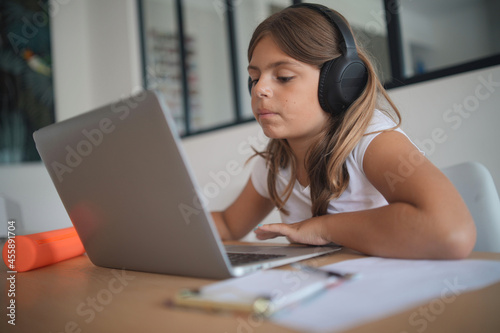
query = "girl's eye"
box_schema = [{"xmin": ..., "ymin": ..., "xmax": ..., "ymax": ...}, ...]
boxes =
[{"xmin": 277, "ymin": 76, "xmax": 294, "ymax": 83}]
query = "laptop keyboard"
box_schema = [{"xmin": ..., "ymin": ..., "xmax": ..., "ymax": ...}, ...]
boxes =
[{"xmin": 227, "ymin": 252, "xmax": 286, "ymax": 265}]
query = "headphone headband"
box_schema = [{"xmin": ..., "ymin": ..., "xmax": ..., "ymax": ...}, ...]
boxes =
[{"xmin": 290, "ymin": 3, "xmax": 357, "ymax": 56}]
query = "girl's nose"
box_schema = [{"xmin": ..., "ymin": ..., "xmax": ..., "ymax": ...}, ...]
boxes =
[{"xmin": 254, "ymin": 79, "xmax": 273, "ymax": 98}]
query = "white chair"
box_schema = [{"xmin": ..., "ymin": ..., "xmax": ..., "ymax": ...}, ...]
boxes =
[{"xmin": 441, "ymin": 161, "xmax": 500, "ymax": 252}]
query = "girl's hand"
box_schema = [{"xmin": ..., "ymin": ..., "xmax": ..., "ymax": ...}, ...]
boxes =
[{"xmin": 254, "ymin": 218, "xmax": 330, "ymax": 246}]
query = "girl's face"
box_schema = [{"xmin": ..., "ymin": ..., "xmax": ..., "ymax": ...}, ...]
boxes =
[{"xmin": 248, "ymin": 35, "xmax": 329, "ymax": 144}]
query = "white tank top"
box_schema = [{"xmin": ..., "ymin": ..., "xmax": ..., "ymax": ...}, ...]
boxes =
[{"xmin": 251, "ymin": 110, "xmax": 417, "ymax": 224}]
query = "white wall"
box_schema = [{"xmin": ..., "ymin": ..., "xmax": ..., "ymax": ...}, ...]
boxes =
[
  {"xmin": 1, "ymin": 0, "xmax": 499, "ymax": 236},
  {"xmin": 51, "ymin": 0, "xmax": 142, "ymax": 121},
  {"xmin": 390, "ymin": 65, "xmax": 500, "ymax": 184}
]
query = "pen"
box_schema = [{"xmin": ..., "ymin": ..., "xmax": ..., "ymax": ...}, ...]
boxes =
[
  {"xmin": 253, "ymin": 264, "xmax": 358, "ymax": 316},
  {"xmin": 291, "ymin": 263, "xmax": 359, "ymax": 280},
  {"xmin": 253, "ymin": 278, "xmax": 336, "ymax": 316}
]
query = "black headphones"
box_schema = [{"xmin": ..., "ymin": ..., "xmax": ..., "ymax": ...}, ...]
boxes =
[{"xmin": 248, "ymin": 3, "xmax": 368, "ymax": 116}]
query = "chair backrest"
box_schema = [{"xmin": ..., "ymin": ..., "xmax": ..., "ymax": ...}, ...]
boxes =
[{"xmin": 441, "ymin": 161, "xmax": 500, "ymax": 252}]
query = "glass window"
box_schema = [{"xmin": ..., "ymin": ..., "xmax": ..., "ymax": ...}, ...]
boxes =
[
  {"xmin": 141, "ymin": 0, "xmax": 186, "ymax": 133},
  {"xmin": 0, "ymin": 0, "xmax": 55, "ymax": 163},
  {"xmin": 399, "ymin": 0, "xmax": 500, "ymax": 78},
  {"xmin": 141, "ymin": 0, "xmax": 235, "ymax": 135},
  {"xmin": 183, "ymin": 0, "xmax": 235, "ymax": 131},
  {"xmin": 140, "ymin": 0, "xmax": 500, "ymax": 136}
]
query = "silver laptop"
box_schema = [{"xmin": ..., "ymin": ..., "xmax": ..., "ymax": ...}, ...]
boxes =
[{"xmin": 33, "ymin": 90, "xmax": 340, "ymax": 279}]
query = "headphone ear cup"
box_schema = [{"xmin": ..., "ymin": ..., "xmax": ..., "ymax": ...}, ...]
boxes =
[
  {"xmin": 318, "ymin": 59, "xmax": 335, "ymax": 114},
  {"xmin": 318, "ymin": 55, "xmax": 368, "ymax": 116}
]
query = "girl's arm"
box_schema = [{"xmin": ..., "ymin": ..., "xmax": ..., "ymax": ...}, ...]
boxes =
[
  {"xmin": 255, "ymin": 131, "xmax": 477, "ymax": 259},
  {"xmin": 212, "ymin": 178, "xmax": 275, "ymax": 240}
]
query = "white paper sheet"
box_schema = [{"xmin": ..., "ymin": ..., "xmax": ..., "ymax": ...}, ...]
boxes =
[{"xmin": 270, "ymin": 257, "xmax": 500, "ymax": 332}]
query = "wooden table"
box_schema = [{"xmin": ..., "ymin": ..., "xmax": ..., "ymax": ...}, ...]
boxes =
[{"xmin": 1, "ymin": 245, "xmax": 500, "ymax": 333}]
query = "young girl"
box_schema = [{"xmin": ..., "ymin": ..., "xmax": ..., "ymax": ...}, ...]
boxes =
[{"xmin": 211, "ymin": 3, "xmax": 476, "ymax": 259}]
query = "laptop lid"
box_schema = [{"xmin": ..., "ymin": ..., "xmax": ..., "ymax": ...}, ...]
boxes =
[{"xmin": 34, "ymin": 90, "xmax": 338, "ymax": 279}]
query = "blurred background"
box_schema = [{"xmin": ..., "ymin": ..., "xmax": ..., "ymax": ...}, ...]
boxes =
[{"xmin": 1, "ymin": 0, "xmax": 499, "ymax": 236}]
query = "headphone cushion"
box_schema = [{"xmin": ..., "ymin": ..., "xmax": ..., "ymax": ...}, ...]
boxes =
[
  {"xmin": 318, "ymin": 59, "xmax": 335, "ymax": 114},
  {"xmin": 319, "ymin": 56, "xmax": 368, "ymax": 115}
]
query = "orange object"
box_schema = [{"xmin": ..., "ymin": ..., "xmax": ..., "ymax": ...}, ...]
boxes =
[{"xmin": 2, "ymin": 227, "xmax": 85, "ymax": 272}]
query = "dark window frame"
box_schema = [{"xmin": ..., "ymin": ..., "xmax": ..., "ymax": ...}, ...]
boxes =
[{"xmin": 137, "ymin": 0, "xmax": 500, "ymax": 137}]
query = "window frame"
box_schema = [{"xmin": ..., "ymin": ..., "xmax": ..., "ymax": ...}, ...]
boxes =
[
  {"xmin": 383, "ymin": 0, "xmax": 500, "ymax": 89},
  {"xmin": 137, "ymin": 0, "xmax": 500, "ymax": 137}
]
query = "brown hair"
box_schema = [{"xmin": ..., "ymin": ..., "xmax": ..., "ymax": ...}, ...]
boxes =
[{"xmin": 248, "ymin": 6, "xmax": 401, "ymax": 217}]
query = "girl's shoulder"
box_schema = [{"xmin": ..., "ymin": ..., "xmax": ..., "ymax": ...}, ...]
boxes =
[
  {"xmin": 366, "ymin": 109, "xmax": 400, "ymax": 133},
  {"xmin": 250, "ymin": 155, "xmax": 270, "ymax": 198},
  {"xmin": 352, "ymin": 109, "xmax": 408, "ymax": 172}
]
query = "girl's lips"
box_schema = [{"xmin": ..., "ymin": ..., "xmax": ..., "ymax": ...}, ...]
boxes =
[{"xmin": 257, "ymin": 109, "xmax": 278, "ymax": 118}]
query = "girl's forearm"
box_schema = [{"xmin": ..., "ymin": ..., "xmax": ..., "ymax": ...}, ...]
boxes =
[{"xmin": 317, "ymin": 202, "xmax": 475, "ymax": 259}]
